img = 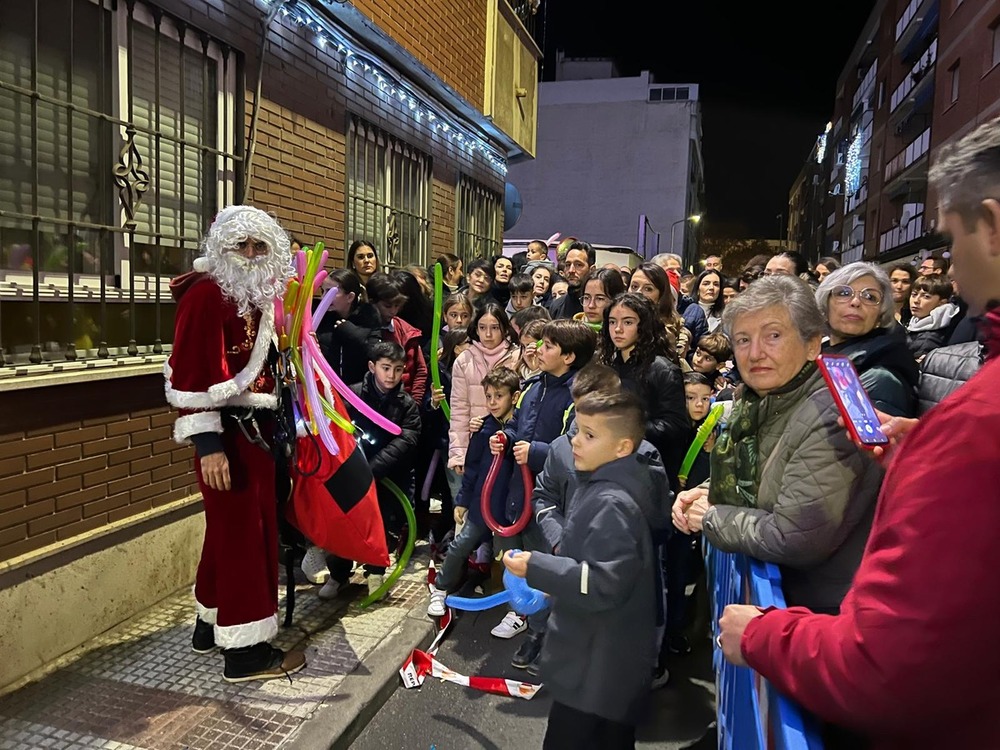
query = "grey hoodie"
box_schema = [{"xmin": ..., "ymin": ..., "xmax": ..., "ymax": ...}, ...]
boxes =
[
  {"xmin": 532, "ymin": 425, "xmax": 671, "ymax": 552},
  {"xmin": 526, "ymin": 452, "xmax": 669, "ymax": 724}
]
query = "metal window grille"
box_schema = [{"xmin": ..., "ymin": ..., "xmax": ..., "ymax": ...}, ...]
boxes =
[
  {"xmin": 346, "ymin": 115, "xmax": 431, "ymax": 270},
  {"xmin": 455, "ymin": 175, "xmax": 501, "ymax": 268},
  {"xmin": 0, "ymin": 0, "xmax": 239, "ymax": 367}
]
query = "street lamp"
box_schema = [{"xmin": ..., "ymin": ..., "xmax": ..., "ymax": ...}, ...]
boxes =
[{"xmin": 670, "ymin": 213, "xmax": 702, "ymax": 252}]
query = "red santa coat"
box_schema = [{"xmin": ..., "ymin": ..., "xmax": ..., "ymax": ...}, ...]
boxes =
[
  {"xmin": 165, "ymin": 270, "xmax": 282, "ymax": 647},
  {"xmin": 165, "ymin": 271, "xmax": 277, "ymax": 439},
  {"xmin": 741, "ymin": 309, "xmax": 1000, "ymax": 749}
]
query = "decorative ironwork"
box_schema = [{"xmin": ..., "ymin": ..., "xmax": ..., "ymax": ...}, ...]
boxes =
[
  {"xmin": 384, "ymin": 210, "xmax": 400, "ymax": 266},
  {"xmin": 113, "ymin": 125, "xmax": 151, "ymax": 231}
]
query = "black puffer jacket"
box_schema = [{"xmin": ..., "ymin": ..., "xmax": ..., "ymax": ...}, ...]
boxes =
[
  {"xmin": 348, "ymin": 373, "xmax": 421, "ymax": 484},
  {"xmin": 823, "ymin": 328, "xmax": 919, "ymax": 418},
  {"xmin": 917, "ymin": 341, "xmax": 985, "ymax": 416},
  {"xmin": 315, "ymin": 302, "xmax": 381, "ymax": 387},
  {"xmin": 612, "ymin": 353, "xmax": 688, "ymax": 488}
]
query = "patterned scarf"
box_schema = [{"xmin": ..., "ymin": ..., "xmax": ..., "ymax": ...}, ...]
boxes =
[{"xmin": 710, "ymin": 362, "xmax": 816, "ymax": 508}]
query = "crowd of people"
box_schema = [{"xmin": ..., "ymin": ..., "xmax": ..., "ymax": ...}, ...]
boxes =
[{"xmin": 166, "ymin": 118, "xmax": 999, "ymax": 749}]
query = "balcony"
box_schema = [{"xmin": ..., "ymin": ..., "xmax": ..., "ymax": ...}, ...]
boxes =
[
  {"xmin": 852, "ymin": 60, "xmax": 879, "ymax": 114},
  {"xmin": 895, "ymin": 0, "xmax": 939, "ymax": 60},
  {"xmin": 889, "ymin": 39, "xmax": 937, "ymax": 127},
  {"xmin": 842, "ymin": 242, "xmax": 865, "ymax": 264},
  {"xmin": 879, "ymin": 212, "xmax": 924, "ymax": 254},
  {"xmin": 846, "ymin": 182, "xmax": 868, "ymax": 215},
  {"xmin": 884, "ymin": 127, "xmax": 931, "ymax": 184}
]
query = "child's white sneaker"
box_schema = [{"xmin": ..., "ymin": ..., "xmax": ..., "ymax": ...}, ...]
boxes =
[
  {"xmin": 367, "ymin": 574, "xmax": 386, "ymax": 599},
  {"xmin": 300, "ymin": 545, "xmax": 329, "ymax": 585},
  {"xmin": 318, "ymin": 578, "xmax": 342, "ymax": 600},
  {"xmin": 427, "ymin": 586, "xmax": 448, "ymax": 617},
  {"xmin": 491, "ymin": 610, "xmax": 527, "ymax": 639}
]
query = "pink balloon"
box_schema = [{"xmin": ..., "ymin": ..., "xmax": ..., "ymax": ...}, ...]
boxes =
[
  {"xmin": 301, "ymin": 305, "xmax": 402, "ymax": 436},
  {"xmin": 313, "ymin": 269, "xmax": 328, "ymax": 291},
  {"xmin": 273, "ymin": 297, "xmax": 285, "ymax": 333},
  {"xmin": 295, "ymin": 250, "xmax": 307, "ymax": 279},
  {"xmin": 302, "ymin": 347, "xmax": 339, "ymax": 456},
  {"xmin": 313, "ymin": 285, "xmax": 340, "ymax": 329}
]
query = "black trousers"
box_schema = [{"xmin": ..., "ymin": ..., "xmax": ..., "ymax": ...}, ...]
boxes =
[{"xmin": 543, "ymin": 702, "xmax": 635, "ymax": 750}]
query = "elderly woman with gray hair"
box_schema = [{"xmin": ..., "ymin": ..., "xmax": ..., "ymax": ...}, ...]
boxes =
[
  {"xmin": 816, "ymin": 262, "xmax": 919, "ymax": 418},
  {"xmin": 672, "ymin": 275, "xmax": 883, "ymax": 613}
]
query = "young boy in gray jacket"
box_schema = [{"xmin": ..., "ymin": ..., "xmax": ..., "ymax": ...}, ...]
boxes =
[{"xmin": 504, "ymin": 389, "xmax": 667, "ymax": 750}]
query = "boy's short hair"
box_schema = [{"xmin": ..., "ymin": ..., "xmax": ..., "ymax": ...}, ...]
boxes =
[
  {"xmin": 368, "ymin": 340, "xmax": 405, "ymax": 364},
  {"xmin": 519, "ymin": 318, "xmax": 548, "ymax": 341},
  {"xmin": 509, "ymin": 273, "xmax": 534, "ymax": 294},
  {"xmin": 541, "ymin": 319, "xmax": 597, "ymax": 369},
  {"xmin": 574, "ymin": 390, "xmax": 645, "ymax": 450},
  {"xmin": 696, "ymin": 331, "xmax": 732, "ymax": 362},
  {"xmin": 571, "ymin": 363, "xmax": 622, "ymax": 400},
  {"xmin": 511, "ymin": 305, "xmax": 551, "ymax": 330},
  {"xmin": 481, "ymin": 366, "xmax": 521, "ymax": 395},
  {"xmin": 912, "ymin": 275, "xmax": 952, "ymax": 298},
  {"xmin": 683, "ymin": 371, "xmax": 713, "ymax": 389}
]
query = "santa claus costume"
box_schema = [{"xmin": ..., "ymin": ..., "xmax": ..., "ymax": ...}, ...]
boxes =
[{"xmin": 164, "ymin": 205, "xmax": 305, "ymax": 682}]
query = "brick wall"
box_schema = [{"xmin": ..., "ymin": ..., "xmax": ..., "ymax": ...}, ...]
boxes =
[
  {"xmin": 352, "ymin": 0, "xmax": 487, "ymax": 109},
  {"xmin": 0, "ymin": 0, "xmax": 507, "ymax": 567},
  {"xmin": 0, "ymin": 376, "xmax": 197, "ymax": 563}
]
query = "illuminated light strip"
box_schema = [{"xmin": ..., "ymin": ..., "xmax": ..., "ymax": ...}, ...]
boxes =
[{"xmin": 259, "ymin": 0, "xmax": 508, "ymax": 175}]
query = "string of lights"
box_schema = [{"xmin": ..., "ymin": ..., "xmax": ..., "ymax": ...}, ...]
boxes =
[{"xmin": 259, "ymin": 0, "xmax": 509, "ymax": 176}]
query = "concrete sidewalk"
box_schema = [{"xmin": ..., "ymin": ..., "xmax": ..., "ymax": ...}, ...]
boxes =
[{"xmin": 0, "ymin": 546, "xmax": 436, "ymax": 750}]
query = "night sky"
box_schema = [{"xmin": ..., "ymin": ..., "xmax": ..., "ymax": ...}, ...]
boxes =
[{"xmin": 542, "ymin": 1, "xmax": 876, "ymax": 238}]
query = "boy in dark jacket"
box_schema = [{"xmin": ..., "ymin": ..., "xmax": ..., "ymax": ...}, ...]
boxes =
[
  {"xmin": 504, "ymin": 390, "xmax": 666, "ymax": 749},
  {"xmin": 426, "ymin": 367, "xmax": 520, "ymax": 617},
  {"xmin": 906, "ymin": 275, "xmax": 961, "ymax": 362},
  {"xmin": 488, "ymin": 319, "xmax": 596, "ymax": 662},
  {"xmin": 323, "ymin": 341, "xmax": 421, "ymax": 600}
]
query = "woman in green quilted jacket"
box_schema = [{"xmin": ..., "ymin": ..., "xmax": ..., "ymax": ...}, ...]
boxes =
[{"xmin": 671, "ymin": 275, "xmax": 884, "ymax": 613}]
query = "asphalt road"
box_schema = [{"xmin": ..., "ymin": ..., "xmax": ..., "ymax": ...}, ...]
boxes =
[{"xmin": 351, "ymin": 597, "xmax": 717, "ymax": 750}]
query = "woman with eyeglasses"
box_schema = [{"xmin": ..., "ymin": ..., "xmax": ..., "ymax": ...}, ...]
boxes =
[
  {"xmin": 575, "ymin": 267, "xmax": 626, "ymax": 330},
  {"xmin": 816, "ymin": 262, "xmax": 919, "ymax": 418}
]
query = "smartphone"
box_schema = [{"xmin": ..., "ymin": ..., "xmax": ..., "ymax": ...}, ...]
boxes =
[{"xmin": 816, "ymin": 354, "xmax": 889, "ymax": 446}]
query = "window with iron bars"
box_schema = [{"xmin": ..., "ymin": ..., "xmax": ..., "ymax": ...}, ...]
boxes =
[
  {"xmin": 0, "ymin": 0, "xmax": 239, "ymax": 367},
  {"xmin": 346, "ymin": 115, "xmax": 431, "ymax": 271},
  {"xmin": 455, "ymin": 175, "xmax": 502, "ymax": 268}
]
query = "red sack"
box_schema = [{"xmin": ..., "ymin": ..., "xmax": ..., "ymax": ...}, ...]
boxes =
[{"xmin": 287, "ymin": 392, "xmax": 390, "ymax": 568}]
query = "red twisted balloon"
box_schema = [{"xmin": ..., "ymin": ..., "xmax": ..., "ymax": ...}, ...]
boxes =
[{"xmin": 480, "ymin": 432, "xmax": 534, "ymax": 538}]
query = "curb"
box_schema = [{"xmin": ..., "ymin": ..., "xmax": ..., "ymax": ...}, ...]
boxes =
[{"xmin": 285, "ymin": 603, "xmax": 436, "ymax": 750}]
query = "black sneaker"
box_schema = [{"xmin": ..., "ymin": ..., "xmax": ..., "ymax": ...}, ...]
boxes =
[
  {"xmin": 222, "ymin": 643, "xmax": 306, "ymax": 683},
  {"xmin": 192, "ymin": 618, "xmax": 216, "ymax": 654},
  {"xmin": 668, "ymin": 634, "xmax": 691, "ymax": 655},
  {"xmin": 524, "ymin": 653, "xmax": 542, "ymax": 677},
  {"xmin": 511, "ymin": 632, "xmax": 543, "ymax": 670}
]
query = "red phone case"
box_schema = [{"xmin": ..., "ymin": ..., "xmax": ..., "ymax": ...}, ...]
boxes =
[{"xmin": 817, "ymin": 354, "xmax": 889, "ymax": 446}]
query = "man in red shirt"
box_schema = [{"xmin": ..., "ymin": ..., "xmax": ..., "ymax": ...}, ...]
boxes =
[{"xmin": 718, "ymin": 117, "xmax": 1000, "ymax": 748}]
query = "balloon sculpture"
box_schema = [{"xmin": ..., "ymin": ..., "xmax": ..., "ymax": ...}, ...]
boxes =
[
  {"xmin": 445, "ymin": 555, "xmax": 549, "ymax": 615},
  {"xmin": 276, "ymin": 242, "xmax": 414, "ymax": 609},
  {"xmin": 480, "ymin": 433, "xmax": 534, "ymax": 537},
  {"xmin": 677, "ymin": 402, "xmax": 725, "ymax": 489}
]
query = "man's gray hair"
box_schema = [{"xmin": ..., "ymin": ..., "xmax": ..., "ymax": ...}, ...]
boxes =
[
  {"xmin": 650, "ymin": 253, "xmax": 682, "ymax": 270},
  {"xmin": 929, "ymin": 115, "xmax": 1000, "ymax": 231},
  {"xmin": 722, "ymin": 275, "xmax": 825, "ymax": 343},
  {"xmin": 815, "ymin": 262, "xmax": 896, "ymax": 330}
]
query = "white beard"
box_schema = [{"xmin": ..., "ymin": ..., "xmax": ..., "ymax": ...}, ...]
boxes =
[{"xmin": 206, "ymin": 251, "xmax": 291, "ymax": 317}]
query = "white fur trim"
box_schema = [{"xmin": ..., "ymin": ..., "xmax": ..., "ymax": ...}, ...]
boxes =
[
  {"xmin": 193, "ymin": 256, "xmax": 210, "ymax": 272},
  {"xmin": 206, "ymin": 305, "xmax": 275, "ymax": 404},
  {"xmin": 164, "ymin": 305, "xmax": 276, "ymax": 409},
  {"xmin": 174, "ymin": 411, "xmax": 223, "ymax": 443},
  {"xmin": 215, "ymin": 613, "xmax": 278, "ymax": 649},
  {"xmin": 227, "ymin": 390, "xmax": 278, "ymax": 409},
  {"xmin": 194, "ymin": 588, "xmax": 218, "ymax": 625}
]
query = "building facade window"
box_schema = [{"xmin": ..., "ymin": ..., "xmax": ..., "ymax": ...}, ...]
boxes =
[
  {"xmin": 949, "ymin": 61, "xmax": 960, "ymax": 103},
  {"xmin": 346, "ymin": 115, "xmax": 431, "ymax": 270},
  {"xmin": 455, "ymin": 176, "xmax": 501, "ymax": 268},
  {"xmin": 0, "ymin": 0, "xmax": 238, "ymax": 365}
]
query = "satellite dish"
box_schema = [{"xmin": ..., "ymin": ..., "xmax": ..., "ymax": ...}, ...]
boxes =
[{"xmin": 504, "ymin": 182, "xmax": 522, "ymax": 231}]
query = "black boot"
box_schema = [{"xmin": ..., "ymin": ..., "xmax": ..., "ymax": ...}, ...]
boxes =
[
  {"xmin": 192, "ymin": 618, "xmax": 216, "ymax": 654},
  {"xmin": 222, "ymin": 642, "xmax": 306, "ymax": 683}
]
